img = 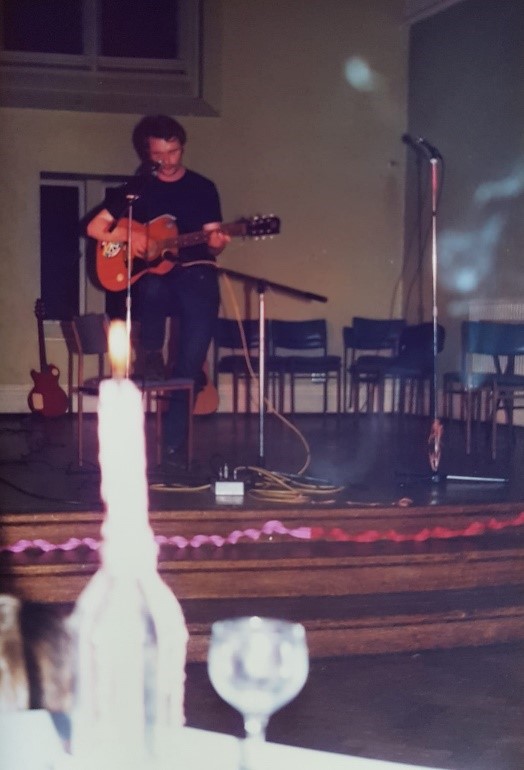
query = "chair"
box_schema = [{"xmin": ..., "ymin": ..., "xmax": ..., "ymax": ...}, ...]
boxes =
[
  {"xmin": 72, "ymin": 314, "xmax": 194, "ymax": 468},
  {"xmin": 71, "ymin": 313, "xmax": 109, "ymax": 467},
  {"xmin": 443, "ymin": 320, "xmax": 524, "ymax": 456},
  {"xmin": 354, "ymin": 322, "xmax": 445, "ymax": 415},
  {"xmin": 487, "ymin": 322, "xmax": 524, "ymax": 458},
  {"xmin": 268, "ymin": 319, "xmax": 341, "ymax": 414},
  {"xmin": 213, "ymin": 318, "xmax": 264, "ymax": 413},
  {"xmin": 387, "ymin": 322, "xmax": 446, "ymax": 414},
  {"xmin": 443, "ymin": 321, "xmax": 501, "ymax": 453},
  {"xmin": 344, "ymin": 317, "xmax": 406, "ymax": 413}
]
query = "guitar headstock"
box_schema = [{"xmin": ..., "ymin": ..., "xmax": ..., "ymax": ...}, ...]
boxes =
[
  {"xmin": 34, "ymin": 298, "xmax": 46, "ymax": 321},
  {"xmin": 241, "ymin": 215, "xmax": 281, "ymax": 238}
]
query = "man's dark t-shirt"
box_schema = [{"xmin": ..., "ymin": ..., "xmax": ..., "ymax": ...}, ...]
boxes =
[{"xmin": 104, "ymin": 169, "xmax": 222, "ymax": 263}]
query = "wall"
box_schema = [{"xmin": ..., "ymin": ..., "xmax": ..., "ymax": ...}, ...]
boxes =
[
  {"xmin": 0, "ymin": 0, "xmax": 409, "ymax": 411},
  {"xmin": 404, "ymin": 0, "xmax": 524, "ymax": 378}
]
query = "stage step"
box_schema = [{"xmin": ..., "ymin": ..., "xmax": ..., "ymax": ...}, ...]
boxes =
[{"xmin": 2, "ymin": 507, "xmax": 523, "ymax": 657}]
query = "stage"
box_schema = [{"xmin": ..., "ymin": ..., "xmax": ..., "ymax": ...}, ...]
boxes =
[{"xmin": 1, "ymin": 411, "xmax": 523, "ymax": 660}]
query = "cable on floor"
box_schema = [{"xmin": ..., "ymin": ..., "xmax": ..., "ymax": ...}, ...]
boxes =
[
  {"xmin": 149, "ymin": 481, "xmax": 212, "ymax": 493},
  {"xmin": 238, "ymin": 465, "xmax": 344, "ymax": 505}
]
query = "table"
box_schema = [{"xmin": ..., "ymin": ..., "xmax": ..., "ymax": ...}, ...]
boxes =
[{"xmin": 0, "ymin": 711, "xmax": 450, "ymax": 770}]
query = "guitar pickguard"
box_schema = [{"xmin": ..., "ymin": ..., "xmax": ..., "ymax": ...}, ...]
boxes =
[{"xmin": 101, "ymin": 241, "xmax": 124, "ymax": 259}]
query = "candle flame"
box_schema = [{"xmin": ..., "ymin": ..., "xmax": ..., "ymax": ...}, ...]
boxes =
[{"xmin": 108, "ymin": 320, "xmax": 129, "ymax": 378}]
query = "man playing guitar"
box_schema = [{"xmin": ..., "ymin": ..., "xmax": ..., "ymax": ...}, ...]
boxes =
[{"xmin": 87, "ymin": 114, "xmax": 230, "ymax": 465}]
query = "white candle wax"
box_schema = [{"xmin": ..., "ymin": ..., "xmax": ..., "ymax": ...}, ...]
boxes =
[{"xmin": 98, "ymin": 376, "xmax": 159, "ymax": 571}]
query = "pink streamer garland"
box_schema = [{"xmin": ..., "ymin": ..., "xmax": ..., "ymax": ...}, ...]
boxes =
[
  {"xmin": 1, "ymin": 512, "xmax": 523, "ymax": 556},
  {"xmin": 311, "ymin": 509, "xmax": 524, "ymax": 543}
]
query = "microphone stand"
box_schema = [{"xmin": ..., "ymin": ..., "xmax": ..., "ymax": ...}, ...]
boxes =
[
  {"xmin": 110, "ymin": 169, "xmax": 156, "ymax": 375},
  {"xmin": 416, "ymin": 152, "xmax": 425, "ymax": 324},
  {"xmin": 124, "ymin": 194, "xmax": 139, "ymax": 377},
  {"xmin": 401, "ymin": 139, "xmax": 507, "ymax": 486},
  {"xmin": 428, "ymin": 155, "xmax": 441, "ymax": 477},
  {"xmin": 217, "ymin": 266, "xmax": 327, "ymax": 466}
]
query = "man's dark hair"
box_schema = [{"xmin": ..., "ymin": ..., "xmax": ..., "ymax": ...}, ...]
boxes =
[{"xmin": 132, "ymin": 115, "xmax": 187, "ymax": 161}]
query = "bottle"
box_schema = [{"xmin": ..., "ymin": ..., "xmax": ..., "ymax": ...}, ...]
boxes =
[
  {"xmin": 69, "ymin": 356, "xmax": 188, "ymax": 770},
  {"xmin": 0, "ymin": 594, "xmax": 29, "ymax": 712}
]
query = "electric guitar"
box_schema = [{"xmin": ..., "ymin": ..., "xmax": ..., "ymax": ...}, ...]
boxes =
[
  {"xmin": 28, "ymin": 300, "xmax": 69, "ymax": 417},
  {"xmin": 96, "ymin": 213, "xmax": 281, "ymax": 292}
]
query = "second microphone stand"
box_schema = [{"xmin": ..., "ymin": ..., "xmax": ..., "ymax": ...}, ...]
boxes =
[{"xmin": 217, "ymin": 267, "xmax": 327, "ymax": 466}]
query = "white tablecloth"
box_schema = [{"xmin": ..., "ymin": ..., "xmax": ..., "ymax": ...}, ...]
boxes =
[{"xmin": 0, "ymin": 711, "xmax": 449, "ymax": 770}]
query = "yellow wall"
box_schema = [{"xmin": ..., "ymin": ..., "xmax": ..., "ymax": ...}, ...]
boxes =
[{"xmin": 0, "ymin": 0, "xmax": 408, "ymax": 407}]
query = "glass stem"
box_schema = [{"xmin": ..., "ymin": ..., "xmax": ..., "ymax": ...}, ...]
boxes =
[{"xmin": 240, "ymin": 714, "xmax": 268, "ymax": 770}]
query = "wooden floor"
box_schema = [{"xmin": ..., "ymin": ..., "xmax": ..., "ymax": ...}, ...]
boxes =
[
  {"xmin": 1, "ymin": 411, "xmax": 524, "ymax": 769},
  {"xmin": 2, "ymin": 409, "xmax": 524, "ymax": 510}
]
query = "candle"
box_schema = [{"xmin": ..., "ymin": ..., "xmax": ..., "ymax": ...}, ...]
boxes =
[
  {"xmin": 98, "ymin": 320, "xmax": 153, "ymax": 564},
  {"xmin": 107, "ymin": 319, "xmax": 129, "ymax": 379},
  {"xmin": 70, "ymin": 320, "xmax": 188, "ymax": 769}
]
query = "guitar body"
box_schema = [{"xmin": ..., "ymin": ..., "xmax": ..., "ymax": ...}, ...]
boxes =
[
  {"xmin": 97, "ymin": 215, "xmax": 178, "ymax": 292},
  {"xmin": 96, "ymin": 213, "xmax": 281, "ymax": 292},
  {"xmin": 28, "ymin": 300, "xmax": 69, "ymax": 418},
  {"xmin": 194, "ymin": 361, "xmax": 219, "ymax": 416},
  {"xmin": 28, "ymin": 367, "xmax": 69, "ymax": 418}
]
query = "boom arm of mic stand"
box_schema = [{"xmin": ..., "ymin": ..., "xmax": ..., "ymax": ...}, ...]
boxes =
[{"xmin": 217, "ymin": 267, "xmax": 328, "ymax": 304}]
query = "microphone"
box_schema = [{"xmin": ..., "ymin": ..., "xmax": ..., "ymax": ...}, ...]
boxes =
[
  {"xmin": 125, "ymin": 162, "xmax": 158, "ymax": 199},
  {"xmin": 136, "ymin": 160, "xmax": 161, "ymax": 176},
  {"xmin": 416, "ymin": 137, "xmax": 442, "ymax": 160}
]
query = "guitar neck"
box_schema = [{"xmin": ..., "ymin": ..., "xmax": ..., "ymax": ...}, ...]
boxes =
[
  {"xmin": 37, "ymin": 317, "xmax": 48, "ymax": 370},
  {"xmin": 159, "ymin": 221, "xmax": 246, "ymax": 253}
]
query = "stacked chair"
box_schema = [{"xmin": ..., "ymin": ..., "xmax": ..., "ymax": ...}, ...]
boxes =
[
  {"xmin": 343, "ymin": 317, "xmax": 406, "ymax": 413},
  {"xmin": 444, "ymin": 320, "xmax": 524, "ymax": 456},
  {"xmin": 212, "ymin": 317, "xmax": 265, "ymax": 414},
  {"xmin": 267, "ymin": 319, "xmax": 341, "ymax": 414},
  {"xmin": 346, "ymin": 321, "xmax": 445, "ymax": 415}
]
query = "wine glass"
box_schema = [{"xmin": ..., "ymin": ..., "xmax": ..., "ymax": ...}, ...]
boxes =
[{"xmin": 207, "ymin": 616, "xmax": 309, "ymax": 770}]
